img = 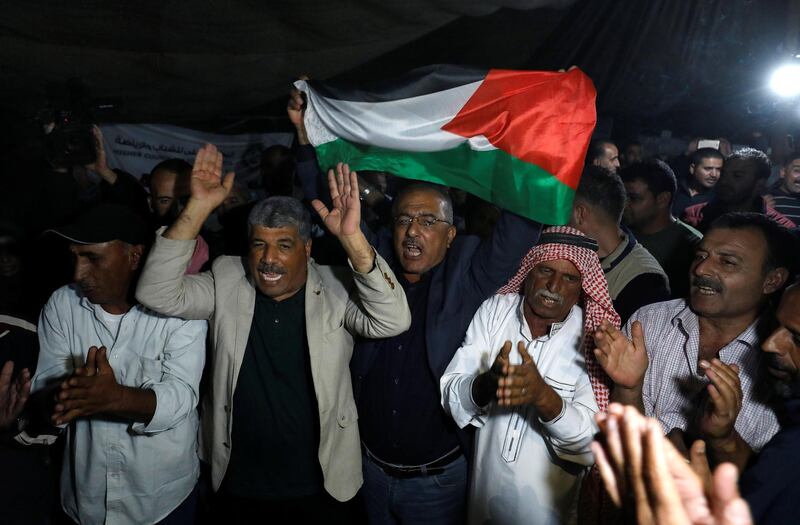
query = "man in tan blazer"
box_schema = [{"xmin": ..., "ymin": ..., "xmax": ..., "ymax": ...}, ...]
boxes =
[{"xmin": 136, "ymin": 145, "xmax": 410, "ymax": 522}]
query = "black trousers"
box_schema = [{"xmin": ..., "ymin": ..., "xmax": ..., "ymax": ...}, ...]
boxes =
[{"xmin": 207, "ymin": 489, "xmax": 366, "ymax": 525}]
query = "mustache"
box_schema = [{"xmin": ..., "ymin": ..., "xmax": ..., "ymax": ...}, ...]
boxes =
[
  {"xmin": 692, "ymin": 276, "xmax": 722, "ymax": 292},
  {"xmin": 403, "ymin": 239, "xmax": 421, "ymax": 248},
  {"xmin": 257, "ymin": 263, "xmax": 286, "ymax": 274},
  {"xmin": 533, "ymin": 289, "xmax": 564, "ymax": 305}
]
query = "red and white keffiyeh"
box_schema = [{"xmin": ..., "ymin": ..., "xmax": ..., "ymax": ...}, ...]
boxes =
[{"xmin": 497, "ymin": 226, "xmax": 620, "ymax": 412}]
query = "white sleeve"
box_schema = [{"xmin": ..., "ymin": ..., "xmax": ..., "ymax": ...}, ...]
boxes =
[
  {"xmin": 32, "ymin": 293, "xmax": 75, "ymax": 394},
  {"xmin": 440, "ymin": 297, "xmax": 498, "ymax": 429},
  {"xmin": 540, "ymin": 370, "xmax": 599, "ymax": 466}
]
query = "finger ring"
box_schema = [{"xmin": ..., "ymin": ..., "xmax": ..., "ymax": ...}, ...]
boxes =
[{"xmin": 521, "ymin": 387, "xmax": 527, "ymax": 395}]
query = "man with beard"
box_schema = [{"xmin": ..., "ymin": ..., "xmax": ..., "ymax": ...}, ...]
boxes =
[
  {"xmin": 136, "ymin": 145, "xmax": 410, "ymax": 522},
  {"xmin": 587, "ymin": 140, "xmax": 621, "ymax": 173},
  {"xmin": 683, "ymin": 148, "xmax": 796, "ymax": 231},
  {"xmin": 740, "ymin": 280, "xmax": 800, "ymax": 524},
  {"xmin": 594, "ymin": 212, "xmax": 795, "ymax": 471},
  {"xmin": 147, "ymin": 159, "xmax": 209, "ymax": 273},
  {"xmin": 441, "ymin": 227, "xmax": 619, "ymax": 525},
  {"xmin": 621, "ymin": 160, "xmax": 702, "ymax": 299},
  {"xmin": 671, "ymin": 147, "xmax": 723, "ymax": 218}
]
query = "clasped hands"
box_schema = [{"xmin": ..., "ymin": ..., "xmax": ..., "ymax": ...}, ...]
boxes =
[
  {"xmin": 474, "ymin": 340, "xmax": 551, "ymax": 409},
  {"xmin": 52, "ymin": 346, "xmax": 121, "ymax": 426}
]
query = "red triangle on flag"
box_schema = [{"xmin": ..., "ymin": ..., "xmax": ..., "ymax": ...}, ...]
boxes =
[{"xmin": 441, "ymin": 68, "xmax": 596, "ymax": 190}]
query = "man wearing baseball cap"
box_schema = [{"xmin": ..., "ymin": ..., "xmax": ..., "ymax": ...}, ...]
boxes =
[{"xmin": 29, "ymin": 203, "xmax": 208, "ymax": 525}]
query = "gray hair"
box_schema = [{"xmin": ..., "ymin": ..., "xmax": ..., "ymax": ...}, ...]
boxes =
[
  {"xmin": 248, "ymin": 196, "xmax": 312, "ymax": 241},
  {"xmin": 393, "ymin": 182, "xmax": 454, "ymax": 223}
]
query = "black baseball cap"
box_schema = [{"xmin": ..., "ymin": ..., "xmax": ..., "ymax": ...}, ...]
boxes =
[{"xmin": 46, "ymin": 203, "xmax": 151, "ymax": 245}]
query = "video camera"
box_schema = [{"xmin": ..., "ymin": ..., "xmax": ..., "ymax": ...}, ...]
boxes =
[
  {"xmin": 42, "ymin": 79, "xmax": 120, "ymax": 169},
  {"xmin": 45, "ymin": 107, "xmax": 96, "ymax": 168}
]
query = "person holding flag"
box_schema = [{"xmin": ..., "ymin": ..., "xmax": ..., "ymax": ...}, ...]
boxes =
[{"xmin": 290, "ymin": 65, "xmax": 596, "ymax": 524}]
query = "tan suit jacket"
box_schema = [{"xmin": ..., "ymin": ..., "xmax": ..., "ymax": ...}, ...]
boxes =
[{"xmin": 136, "ymin": 233, "xmax": 410, "ymax": 501}]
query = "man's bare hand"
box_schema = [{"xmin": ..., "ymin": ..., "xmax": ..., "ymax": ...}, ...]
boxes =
[
  {"xmin": 288, "ymin": 76, "xmax": 310, "ymax": 145},
  {"xmin": 594, "ymin": 320, "xmax": 649, "ymax": 389},
  {"xmin": 188, "ymin": 144, "xmax": 236, "ymax": 211},
  {"xmin": 312, "ymin": 163, "xmax": 362, "ymax": 239},
  {"xmin": 84, "ymin": 126, "xmax": 117, "ymax": 184},
  {"xmin": 53, "ymin": 346, "xmax": 121, "ymax": 425},
  {"xmin": 471, "ymin": 340, "xmax": 512, "ymax": 408},
  {"xmin": 0, "ymin": 361, "xmax": 31, "ymax": 429},
  {"xmin": 497, "ymin": 342, "xmax": 546, "ymax": 406},
  {"xmin": 593, "ymin": 403, "xmax": 753, "ymax": 525},
  {"xmin": 698, "ymin": 359, "xmax": 742, "ymax": 440}
]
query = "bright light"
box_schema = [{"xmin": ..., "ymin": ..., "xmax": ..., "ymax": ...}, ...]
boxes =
[{"xmin": 770, "ymin": 64, "xmax": 800, "ymax": 97}]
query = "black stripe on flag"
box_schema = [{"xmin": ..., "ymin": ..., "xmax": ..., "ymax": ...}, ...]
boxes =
[{"xmin": 309, "ymin": 64, "xmax": 488, "ymax": 102}]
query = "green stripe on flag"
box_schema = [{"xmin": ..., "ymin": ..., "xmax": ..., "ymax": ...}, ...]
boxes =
[{"xmin": 315, "ymin": 138, "xmax": 575, "ymax": 225}]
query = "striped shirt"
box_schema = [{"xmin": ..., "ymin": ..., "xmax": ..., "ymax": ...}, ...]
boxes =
[
  {"xmin": 627, "ymin": 299, "xmax": 779, "ymax": 451},
  {"xmin": 768, "ymin": 190, "xmax": 800, "ymax": 224}
]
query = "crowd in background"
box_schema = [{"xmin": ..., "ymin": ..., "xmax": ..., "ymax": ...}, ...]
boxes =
[{"xmin": 0, "ymin": 83, "xmax": 799, "ymax": 525}]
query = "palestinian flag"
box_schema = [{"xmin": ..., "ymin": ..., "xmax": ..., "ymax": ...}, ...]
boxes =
[{"xmin": 295, "ymin": 65, "xmax": 596, "ymax": 225}]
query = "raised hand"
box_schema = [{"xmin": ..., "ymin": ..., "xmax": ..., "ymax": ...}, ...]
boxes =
[
  {"xmin": 0, "ymin": 360, "xmax": 31, "ymax": 429},
  {"xmin": 84, "ymin": 125, "xmax": 117, "ymax": 184},
  {"xmin": 698, "ymin": 360, "xmax": 742, "ymax": 440},
  {"xmin": 287, "ymin": 76, "xmax": 310, "ymax": 144},
  {"xmin": 53, "ymin": 346, "xmax": 120, "ymax": 425},
  {"xmin": 594, "ymin": 320, "xmax": 649, "ymax": 390},
  {"xmin": 189, "ymin": 144, "xmax": 236, "ymax": 210},
  {"xmin": 312, "ymin": 162, "xmax": 362, "ymax": 238}
]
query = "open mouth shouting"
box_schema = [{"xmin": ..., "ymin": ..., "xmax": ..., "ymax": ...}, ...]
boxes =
[
  {"xmin": 402, "ymin": 239, "xmax": 423, "ymax": 259},
  {"xmin": 257, "ymin": 263, "xmax": 286, "ymax": 284}
]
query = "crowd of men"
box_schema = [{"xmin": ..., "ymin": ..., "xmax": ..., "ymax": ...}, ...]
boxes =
[{"xmin": 0, "ymin": 85, "xmax": 799, "ymax": 525}]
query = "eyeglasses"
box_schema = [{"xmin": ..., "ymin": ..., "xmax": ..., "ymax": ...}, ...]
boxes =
[{"xmin": 393, "ymin": 214, "xmax": 452, "ymax": 228}]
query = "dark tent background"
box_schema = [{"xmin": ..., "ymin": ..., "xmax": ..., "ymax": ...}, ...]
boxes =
[{"xmin": 1, "ymin": 0, "xmax": 799, "ymax": 140}]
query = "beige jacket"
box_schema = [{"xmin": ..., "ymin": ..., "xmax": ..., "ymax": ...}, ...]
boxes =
[{"xmin": 135, "ymin": 233, "xmax": 410, "ymax": 502}]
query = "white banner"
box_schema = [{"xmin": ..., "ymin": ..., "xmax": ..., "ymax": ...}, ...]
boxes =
[{"xmin": 100, "ymin": 124, "xmax": 293, "ymax": 187}]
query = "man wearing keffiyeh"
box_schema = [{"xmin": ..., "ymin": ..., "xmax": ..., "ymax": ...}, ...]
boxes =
[{"xmin": 440, "ymin": 226, "xmax": 620, "ymax": 525}]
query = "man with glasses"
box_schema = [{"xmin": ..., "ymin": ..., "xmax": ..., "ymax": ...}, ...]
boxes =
[{"xmin": 315, "ymin": 163, "xmax": 542, "ymax": 524}]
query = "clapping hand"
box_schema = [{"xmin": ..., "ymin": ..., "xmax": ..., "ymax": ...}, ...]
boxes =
[{"xmin": 0, "ymin": 361, "xmax": 31, "ymax": 430}]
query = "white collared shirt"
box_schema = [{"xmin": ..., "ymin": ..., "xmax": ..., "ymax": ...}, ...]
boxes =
[
  {"xmin": 32, "ymin": 285, "xmax": 207, "ymax": 525},
  {"xmin": 634, "ymin": 299, "xmax": 779, "ymax": 450},
  {"xmin": 441, "ymin": 294, "xmax": 598, "ymax": 525}
]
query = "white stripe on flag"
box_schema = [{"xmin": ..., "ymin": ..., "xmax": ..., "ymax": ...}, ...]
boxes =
[{"xmin": 296, "ymin": 79, "xmax": 498, "ymax": 153}]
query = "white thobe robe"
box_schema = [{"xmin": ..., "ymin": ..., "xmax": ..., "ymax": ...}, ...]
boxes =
[{"xmin": 441, "ymin": 294, "xmax": 598, "ymax": 525}]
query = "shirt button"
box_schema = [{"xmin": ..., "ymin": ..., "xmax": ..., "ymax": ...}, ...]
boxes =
[
  {"xmin": 274, "ymin": 319, "xmax": 279, "ymax": 324},
  {"xmin": 393, "ymin": 378, "xmax": 399, "ymax": 385},
  {"xmin": 392, "ymin": 409, "xmax": 397, "ymax": 416},
  {"xmin": 397, "ymin": 344, "xmax": 403, "ymax": 350}
]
